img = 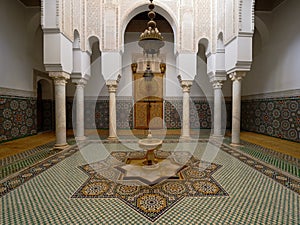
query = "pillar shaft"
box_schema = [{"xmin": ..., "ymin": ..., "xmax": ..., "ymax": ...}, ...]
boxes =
[
  {"xmin": 74, "ymin": 79, "xmax": 87, "ymax": 140},
  {"xmin": 49, "ymin": 72, "xmax": 70, "ymax": 149},
  {"xmin": 212, "ymin": 81, "xmax": 224, "ymax": 136},
  {"xmin": 106, "ymin": 78, "xmax": 120, "ymax": 140},
  {"xmin": 229, "ymin": 72, "xmax": 246, "ymax": 145},
  {"xmin": 178, "ymin": 78, "xmax": 193, "ymax": 139}
]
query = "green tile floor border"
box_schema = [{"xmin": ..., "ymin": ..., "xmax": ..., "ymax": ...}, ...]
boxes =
[
  {"xmin": 0, "ymin": 138, "xmax": 75, "ymax": 179},
  {"xmin": 223, "ymin": 138, "xmax": 300, "ymax": 178},
  {"xmin": 0, "ymin": 136, "xmax": 299, "ymax": 186}
]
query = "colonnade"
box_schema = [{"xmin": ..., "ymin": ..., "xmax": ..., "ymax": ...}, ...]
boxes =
[
  {"xmin": 46, "ymin": 74, "xmax": 248, "ymax": 148},
  {"xmin": 49, "ymin": 71, "xmax": 245, "ymax": 148}
]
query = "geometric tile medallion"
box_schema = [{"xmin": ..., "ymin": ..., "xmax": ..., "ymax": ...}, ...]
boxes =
[{"xmin": 71, "ymin": 150, "xmax": 228, "ymax": 222}]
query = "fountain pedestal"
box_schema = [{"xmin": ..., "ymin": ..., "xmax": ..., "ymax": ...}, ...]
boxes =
[{"xmin": 138, "ymin": 132, "xmax": 162, "ymax": 166}]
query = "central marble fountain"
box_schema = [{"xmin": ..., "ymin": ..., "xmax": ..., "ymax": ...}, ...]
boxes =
[
  {"xmin": 138, "ymin": 130, "xmax": 162, "ymax": 166},
  {"xmin": 118, "ymin": 130, "xmax": 183, "ymax": 185}
]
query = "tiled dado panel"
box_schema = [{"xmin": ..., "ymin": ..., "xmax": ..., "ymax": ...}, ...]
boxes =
[
  {"xmin": 39, "ymin": 100, "xmax": 54, "ymax": 132},
  {"xmin": 67, "ymin": 98, "xmax": 133, "ymax": 129},
  {"xmin": 0, "ymin": 95, "xmax": 37, "ymax": 142},
  {"xmin": 164, "ymin": 100, "xmax": 182, "ymax": 129},
  {"xmin": 67, "ymin": 98, "xmax": 231, "ymax": 130},
  {"xmin": 164, "ymin": 99, "xmax": 232, "ymax": 129},
  {"xmin": 241, "ymin": 97, "xmax": 300, "ymax": 142}
]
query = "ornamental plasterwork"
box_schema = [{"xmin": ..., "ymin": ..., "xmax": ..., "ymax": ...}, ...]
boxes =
[
  {"xmin": 73, "ymin": 0, "xmax": 81, "ymax": 36},
  {"xmin": 225, "ymin": 0, "xmax": 235, "ymax": 43},
  {"xmin": 229, "ymin": 71, "xmax": 246, "ymax": 81},
  {"xmin": 180, "ymin": 9, "xmax": 195, "ymax": 52},
  {"xmin": 217, "ymin": 0, "xmax": 225, "ymax": 35},
  {"xmin": 81, "ymin": 0, "xmax": 86, "ymax": 51},
  {"xmin": 195, "ymin": 0, "xmax": 211, "ymax": 45},
  {"xmin": 102, "ymin": 5, "xmax": 118, "ymax": 50},
  {"xmin": 87, "ymin": 0, "xmax": 101, "ymax": 43},
  {"xmin": 238, "ymin": 0, "xmax": 255, "ymax": 33},
  {"xmin": 62, "ymin": 0, "xmax": 73, "ymax": 40},
  {"xmin": 57, "ymin": 0, "xmax": 61, "ymax": 28},
  {"xmin": 44, "ymin": 0, "xmax": 249, "ymax": 56}
]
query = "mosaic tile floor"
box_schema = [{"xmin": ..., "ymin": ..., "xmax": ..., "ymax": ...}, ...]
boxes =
[{"xmin": 0, "ymin": 139, "xmax": 299, "ymax": 224}]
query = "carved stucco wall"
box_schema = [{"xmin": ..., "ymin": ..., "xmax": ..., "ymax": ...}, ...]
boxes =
[{"xmin": 42, "ymin": 0, "xmax": 254, "ymax": 61}]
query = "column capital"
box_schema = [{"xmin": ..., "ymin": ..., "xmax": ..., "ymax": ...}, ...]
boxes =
[
  {"xmin": 49, "ymin": 72, "xmax": 70, "ymax": 85},
  {"xmin": 181, "ymin": 81, "xmax": 193, "ymax": 93},
  {"xmin": 178, "ymin": 75, "xmax": 193, "ymax": 93},
  {"xmin": 212, "ymin": 80, "xmax": 224, "ymax": 89},
  {"xmin": 72, "ymin": 78, "xmax": 87, "ymax": 87},
  {"xmin": 106, "ymin": 74, "xmax": 121, "ymax": 93},
  {"xmin": 229, "ymin": 71, "xmax": 246, "ymax": 81},
  {"xmin": 106, "ymin": 80, "xmax": 119, "ymax": 93}
]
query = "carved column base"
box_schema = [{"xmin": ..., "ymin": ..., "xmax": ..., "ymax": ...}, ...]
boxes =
[
  {"xmin": 75, "ymin": 136, "xmax": 87, "ymax": 141},
  {"xmin": 230, "ymin": 143, "xmax": 244, "ymax": 147},
  {"xmin": 180, "ymin": 135, "xmax": 191, "ymax": 140},
  {"xmin": 53, "ymin": 143, "xmax": 69, "ymax": 150},
  {"xmin": 107, "ymin": 136, "xmax": 119, "ymax": 142}
]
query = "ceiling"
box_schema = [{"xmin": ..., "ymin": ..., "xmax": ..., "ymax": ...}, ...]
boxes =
[
  {"xmin": 126, "ymin": 12, "xmax": 173, "ymax": 33},
  {"xmin": 255, "ymin": 0, "xmax": 286, "ymax": 11},
  {"xmin": 19, "ymin": 0, "xmax": 286, "ymax": 10},
  {"xmin": 19, "ymin": 0, "xmax": 40, "ymax": 7}
]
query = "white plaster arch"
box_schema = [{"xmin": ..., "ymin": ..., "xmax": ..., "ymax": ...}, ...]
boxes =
[
  {"xmin": 254, "ymin": 15, "xmax": 270, "ymax": 46},
  {"xmin": 120, "ymin": 0, "xmax": 178, "ymax": 53},
  {"xmin": 73, "ymin": 29, "xmax": 80, "ymax": 49},
  {"xmin": 196, "ymin": 37, "xmax": 210, "ymax": 56},
  {"xmin": 217, "ymin": 32, "xmax": 225, "ymax": 51},
  {"xmin": 87, "ymin": 35, "xmax": 101, "ymax": 54},
  {"xmin": 37, "ymin": 78, "xmax": 53, "ymax": 100}
]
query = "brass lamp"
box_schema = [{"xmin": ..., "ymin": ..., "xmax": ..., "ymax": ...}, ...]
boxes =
[{"xmin": 138, "ymin": 0, "xmax": 164, "ymax": 57}]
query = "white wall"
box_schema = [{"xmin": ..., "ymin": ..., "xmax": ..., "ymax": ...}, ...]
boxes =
[
  {"xmin": 84, "ymin": 43, "xmax": 107, "ymax": 97},
  {"xmin": 243, "ymin": 0, "xmax": 300, "ymax": 95},
  {"xmin": 0, "ymin": 0, "xmax": 44, "ymax": 92}
]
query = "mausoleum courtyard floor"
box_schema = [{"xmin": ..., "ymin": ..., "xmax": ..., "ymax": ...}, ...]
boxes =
[{"xmin": 0, "ymin": 130, "xmax": 299, "ymax": 224}]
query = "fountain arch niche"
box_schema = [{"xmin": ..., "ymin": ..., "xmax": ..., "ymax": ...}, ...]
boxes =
[{"xmin": 122, "ymin": 8, "xmax": 176, "ymax": 137}]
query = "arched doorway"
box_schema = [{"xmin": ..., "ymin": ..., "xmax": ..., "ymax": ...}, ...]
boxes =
[
  {"xmin": 37, "ymin": 78, "xmax": 53, "ymax": 132},
  {"xmin": 124, "ymin": 11, "xmax": 174, "ymax": 130}
]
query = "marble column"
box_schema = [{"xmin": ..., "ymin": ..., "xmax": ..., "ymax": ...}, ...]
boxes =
[
  {"xmin": 49, "ymin": 72, "xmax": 70, "ymax": 149},
  {"xmin": 106, "ymin": 80, "xmax": 119, "ymax": 141},
  {"xmin": 179, "ymin": 79, "xmax": 193, "ymax": 139},
  {"xmin": 73, "ymin": 79, "xmax": 87, "ymax": 140},
  {"xmin": 212, "ymin": 81, "xmax": 224, "ymax": 137},
  {"xmin": 229, "ymin": 72, "xmax": 246, "ymax": 145}
]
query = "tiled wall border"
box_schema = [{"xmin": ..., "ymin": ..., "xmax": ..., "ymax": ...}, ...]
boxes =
[{"xmin": 241, "ymin": 90, "xmax": 300, "ymax": 142}]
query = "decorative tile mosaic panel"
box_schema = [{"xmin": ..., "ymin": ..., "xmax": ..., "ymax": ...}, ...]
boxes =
[
  {"xmin": 0, "ymin": 95, "xmax": 37, "ymax": 142},
  {"xmin": 67, "ymin": 97, "xmax": 231, "ymax": 131},
  {"xmin": 164, "ymin": 100, "xmax": 182, "ymax": 129},
  {"xmin": 191, "ymin": 99, "xmax": 212, "ymax": 129},
  {"xmin": 78, "ymin": 99, "xmax": 134, "ymax": 129},
  {"xmin": 84, "ymin": 99, "xmax": 109, "ymax": 129},
  {"xmin": 164, "ymin": 99, "xmax": 231, "ymax": 129},
  {"xmin": 117, "ymin": 100, "xmax": 133, "ymax": 129},
  {"xmin": 241, "ymin": 97, "xmax": 300, "ymax": 142}
]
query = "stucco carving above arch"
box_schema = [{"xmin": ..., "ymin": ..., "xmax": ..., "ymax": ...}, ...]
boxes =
[{"xmin": 120, "ymin": 0, "xmax": 178, "ymax": 53}]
